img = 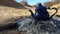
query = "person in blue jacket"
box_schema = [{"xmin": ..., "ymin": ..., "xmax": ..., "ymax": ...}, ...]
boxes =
[{"xmin": 34, "ymin": 3, "xmax": 49, "ymax": 22}]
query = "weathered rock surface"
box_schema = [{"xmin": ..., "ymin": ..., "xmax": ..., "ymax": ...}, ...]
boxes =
[{"xmin": 17, "ymin": 16, "xmax": 60, "ymax": 34}]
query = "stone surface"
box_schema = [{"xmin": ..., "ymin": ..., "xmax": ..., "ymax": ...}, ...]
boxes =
[{"xmin": 17, "ymin": 16, "xmax": 60, "ymax": 34}]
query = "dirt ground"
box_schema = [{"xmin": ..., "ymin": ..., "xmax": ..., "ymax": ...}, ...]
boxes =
[{"xmin": 0, "ymin": 29, "xmax": 20, "ymax": 34}]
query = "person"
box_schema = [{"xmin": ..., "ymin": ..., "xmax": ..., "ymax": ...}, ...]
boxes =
[{"xmin": 33, "ymin": 3, "xmax": 49, "ymax": 22}]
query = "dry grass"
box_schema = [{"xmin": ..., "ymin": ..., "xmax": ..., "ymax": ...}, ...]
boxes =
[
  {"xmin": 0, "ymin": 6, "xmax": 31, "ymax": 25},
  {"xmin": 47, "ymin": 9, "xmax": 60, "ymax": 16},
  {"xmin": 0, "ymin": 6, "xmax": 34, "ymax": 34}
]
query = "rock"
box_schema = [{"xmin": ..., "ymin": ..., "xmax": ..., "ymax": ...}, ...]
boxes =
[{"xmin": 17, "ymin": 16, "xmax": 60, "ymax": 34}]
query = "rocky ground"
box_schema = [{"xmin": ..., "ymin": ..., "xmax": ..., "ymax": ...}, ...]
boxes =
[
  {"xmin": 0, "ymin": 16, "xmax": 60, "ymax": 34},
  {"xmin": 16, "ymin": 16, "xmax": 60, "ymax": 34}
]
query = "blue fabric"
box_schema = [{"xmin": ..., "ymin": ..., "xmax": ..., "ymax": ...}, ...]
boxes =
[
  {"xmin": 35, "ymin": 5, "xmax": 46, "ymax": 11},
  {"xmin": 34, "ymin": 5, "xmax": 49, "ymax": 21},
  {"xmin": 35, "ymin": 5, "xmax": 47, "ymax": 14}
]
